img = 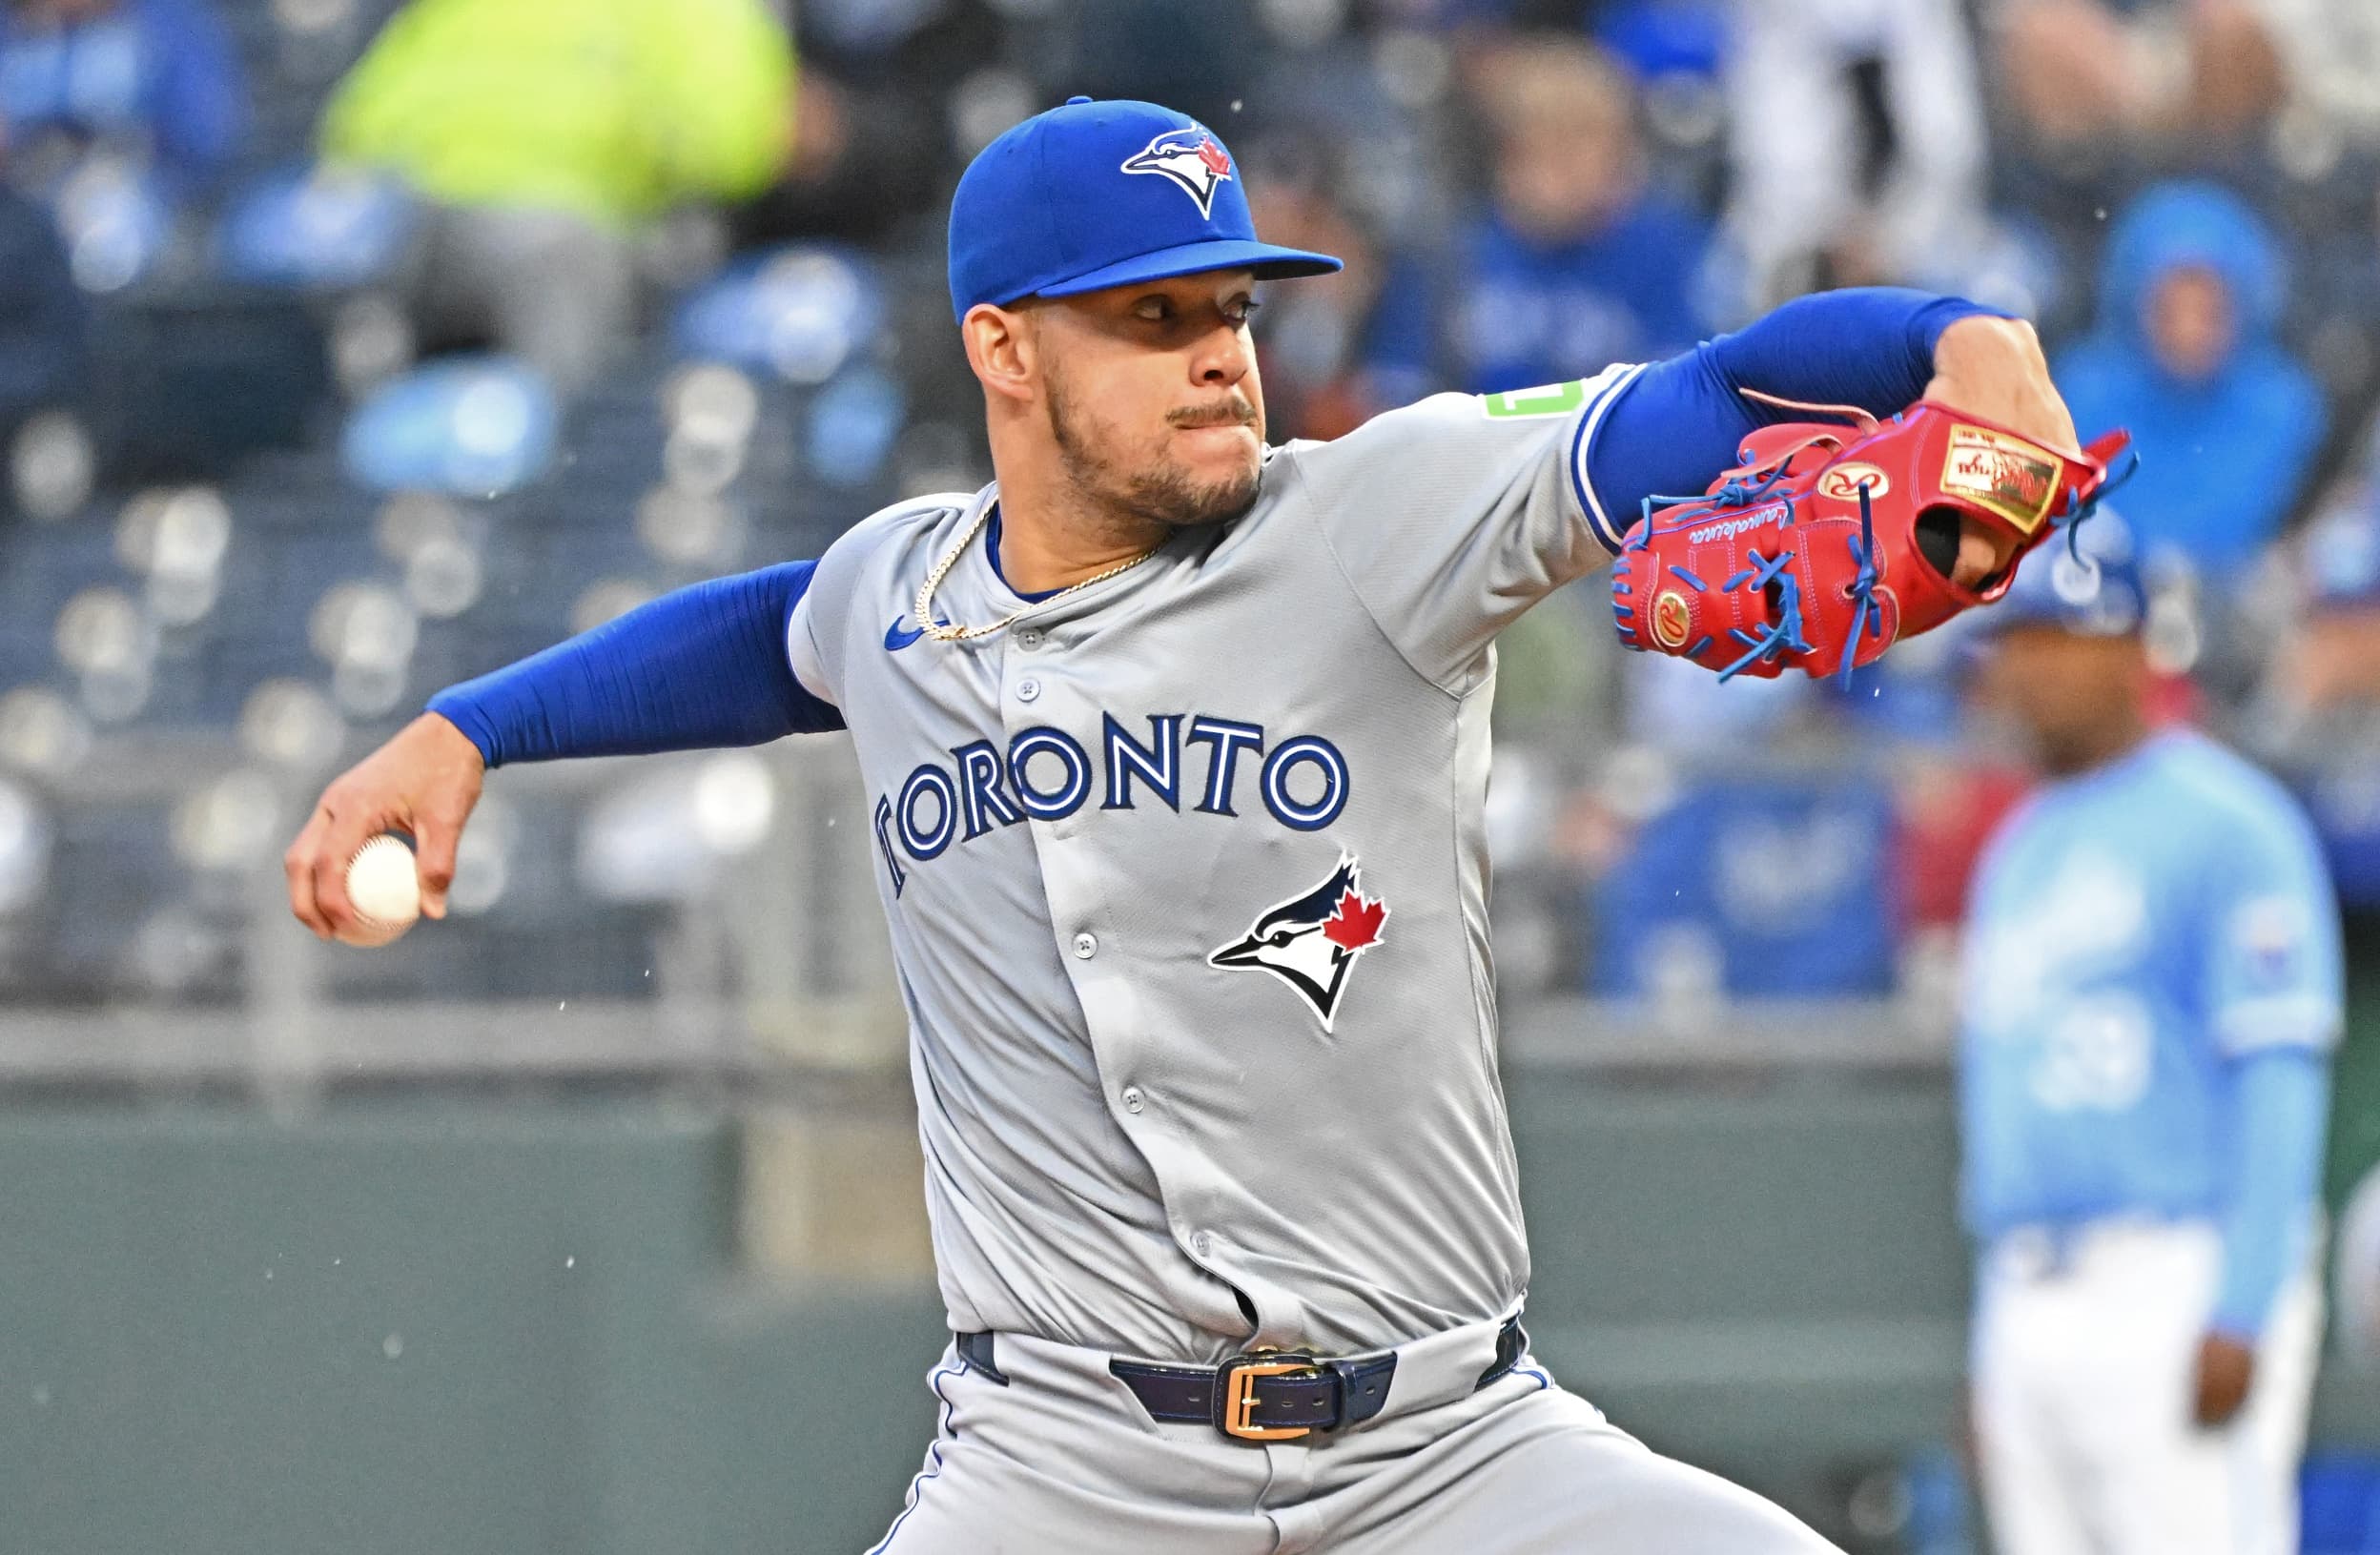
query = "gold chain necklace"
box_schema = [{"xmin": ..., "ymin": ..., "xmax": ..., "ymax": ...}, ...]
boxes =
[{"xmin": 912, "ymin": 501, "xmax": 1159, "ymax": 644}]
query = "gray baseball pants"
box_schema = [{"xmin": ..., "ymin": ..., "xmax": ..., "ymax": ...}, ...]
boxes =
[{"xmin": 865, "ymin": 1315, "xmax": 1841, "ymax": 1553}]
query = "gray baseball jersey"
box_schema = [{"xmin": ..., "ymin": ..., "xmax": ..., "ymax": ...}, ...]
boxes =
[{"xmin": 788, "ymin": 364, "xmax": 1643, "ymax": 1364}]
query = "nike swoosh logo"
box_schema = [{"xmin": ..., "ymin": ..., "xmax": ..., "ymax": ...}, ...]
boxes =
[{"xmin": 885, "ymin": 616, "xmax": 929, "ymax": 650}]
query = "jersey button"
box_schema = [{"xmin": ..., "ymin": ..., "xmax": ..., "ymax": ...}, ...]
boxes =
[
  {"xmin": 1121, "ymin": 1086, "xmax": 1144, "ymax": 1114},
  {"xmin": 1191, "ymin": 1231, "xmax": 1212, "ymax": 1256},
  {"xmin": 1016, "ymin": 627, "xmax": 1045, "ymax": 650},
  {"xmin": 1016, "ymin": 677, "xmax": 1041, "ymax": 702},
  {"xmin": 1072, "ymin": 931, "xmax": 1098, "ymax": 959}
]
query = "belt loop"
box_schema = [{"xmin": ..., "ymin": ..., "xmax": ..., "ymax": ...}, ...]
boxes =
[
  {"xmin": 1328, "ymin": 1351, "xmax": 1399, "ymax": 1426},
  {"xmin": 1475, "ymin": 1315, "xmax": 1527, "ymax": 1388},
  {"xmin": 955, "ymin": 1330, "xmax": 1010, "ymax": 1385}
]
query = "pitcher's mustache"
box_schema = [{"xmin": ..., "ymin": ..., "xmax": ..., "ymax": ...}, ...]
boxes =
[{"xmin": 1170, "ymin": 396, "xmax": 1258, "ymax": 430}]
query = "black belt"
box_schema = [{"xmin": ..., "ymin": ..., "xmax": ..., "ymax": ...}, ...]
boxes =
[{"xmin": 955, "ymin": 1315, "xmax": 1527, "ymax": 1443}]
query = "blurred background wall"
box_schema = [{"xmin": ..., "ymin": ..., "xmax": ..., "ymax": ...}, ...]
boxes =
[{"xmin": 4, "ymin": 0, "xmax": 2380, "ymax": 1549}]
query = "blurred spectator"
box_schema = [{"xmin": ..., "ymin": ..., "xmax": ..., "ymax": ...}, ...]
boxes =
[
  {"xmin": 1990, "ymin": 0, "xmax": 2282, "ymax": 161},
  {"xmin": 1240, "ymin": 142, "xmax": 1436, "ymax": 442},
  {"xmin": 2255, "ymin": 0, "xmax": 2380, "ymax": 154},
  {"xmin": 0, "ymin": 129, "xmax": 87, "ymax": 468},
  {"xmin": 2248, "ymin": 465, "xmax": 2380, "ymax": 905},
  {"xmin": 725, "ymin": 71, "xmax": 941, "ymax": 252},
  {"xmin": 2265, "ymin": 481, "xmax": 2380, "ymax": 728},
  {"xmin": 727, "ymin": 1, "xmax": 1008, "ymax": 253},
  {"xmin": 0, "ymin": 0, "xmax": 243, "ymax": 201},
  {"xmin": 1370, "ymin": 36, "xmax": 1711, "ymax": 397},
  {"xmin": 1724, "ymin": 0, "xmax": 1992, "ymax": 311},
  {"xmin": 1893, "ymin": 756, "xmax": 2028, "ymax": 934},
  {"xmin": 318, "ymin": 0, "xmax": 796, "ymax": 394},
  {"xmin": 1988, "ymin": 0, "xmax": 2380, "ymax": 165},
  {"xmin": 2055, "ymin": 181, "xmax": 2325, "ymax": 577}
]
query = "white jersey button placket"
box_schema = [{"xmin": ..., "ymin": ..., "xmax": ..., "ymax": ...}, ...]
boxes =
[{"xmin": 1072, "ymin": 932, "xmax": 1098, "ymax": 959}]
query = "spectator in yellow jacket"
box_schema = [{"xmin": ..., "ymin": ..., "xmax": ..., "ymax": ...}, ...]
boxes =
[{"xmin": 319, "ymin": 0, "xmax": 794, "ymax": 393}]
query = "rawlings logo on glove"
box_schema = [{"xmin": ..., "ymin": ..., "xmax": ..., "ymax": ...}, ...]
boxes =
[{"xmin": 1611, "ymin": 399, "xmax": 2131, "ymax": 681}]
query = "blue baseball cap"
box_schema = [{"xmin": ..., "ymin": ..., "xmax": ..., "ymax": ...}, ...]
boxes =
[
  {"xmin": 1987, "ymin": 510, "xmax": 2149, "ymax": 638},
  {"xmin": 947, "ymin": 96, "xmax": 1343, "ymax": 324}
]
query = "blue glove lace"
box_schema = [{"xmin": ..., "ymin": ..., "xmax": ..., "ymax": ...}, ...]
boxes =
[{"xmin": 1623, "ymin": 454, "xmax": 1814, "ymax": 682}]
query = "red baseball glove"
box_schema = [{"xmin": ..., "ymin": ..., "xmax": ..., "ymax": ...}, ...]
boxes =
[{"xmin": 1611, "ymin": 399, "xmax": 2131, "ymax": 681}]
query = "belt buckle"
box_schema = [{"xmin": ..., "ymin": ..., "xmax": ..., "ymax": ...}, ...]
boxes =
[{"xmin": 1216, "ymin": 1351, "xmax": 1323, "ymax": 1442}]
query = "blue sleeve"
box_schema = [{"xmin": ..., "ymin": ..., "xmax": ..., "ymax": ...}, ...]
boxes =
[
  {"xmin": 2211, "ymin": 1048, "xmax": 2330, "ymax": 1339},
  {"xmin": 426, "ymin": 561, "xmax": 845, "ymax": 768},
  {"xmin": 1583, "ymin": 287, "xmax": 2008, "ymax": 532},
  {"xmin": 2204, "ymin": 801, "xmax": 2345, "ymax": 1056}
]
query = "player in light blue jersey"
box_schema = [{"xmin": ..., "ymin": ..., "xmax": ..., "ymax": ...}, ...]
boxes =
[{"xmin": 1959, "ymin": 519, "xmax": 2342, "ymax": 1555}]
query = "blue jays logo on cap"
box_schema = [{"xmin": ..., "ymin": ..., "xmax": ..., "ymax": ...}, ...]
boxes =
[
  {"xmin": 1121, "ymin": 130, "xmax": 1235, "ymax": 217},
  {"xmin": 947, "ymin": 95, "xmax": 1342, "ymax": 323},
  {"xmin": 1210, "ymin": 854, "xmax": 1388, "ymax": 1031}
]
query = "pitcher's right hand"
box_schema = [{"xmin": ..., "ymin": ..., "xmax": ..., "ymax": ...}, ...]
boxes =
[{"xmin": 285, "ymin": 712, "xmax": 484, "ymax": 941}]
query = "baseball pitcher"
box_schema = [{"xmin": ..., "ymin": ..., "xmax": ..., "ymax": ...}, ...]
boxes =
[{"xmin": 286, "ymin": 97, "xmax": 2110, "ymax": 1552}]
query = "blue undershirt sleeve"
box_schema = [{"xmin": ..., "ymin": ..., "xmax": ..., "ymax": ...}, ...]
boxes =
[
  {"xmin": 1583, "ymin": 287, "xmax": 2009, "ymax": 533},
  {"xmin": 426, "ymin": 560, "xmax": 844, "ymax": 768},
  {"xmin": 2211, "ymin": 1047, "xmax": 2330, "ymax": 1340}
]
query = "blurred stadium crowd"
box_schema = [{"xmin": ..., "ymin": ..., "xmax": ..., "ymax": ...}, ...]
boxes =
[{"xmin": 2, "ymin": 0, "xmax": 2379, "ymax": 1018}]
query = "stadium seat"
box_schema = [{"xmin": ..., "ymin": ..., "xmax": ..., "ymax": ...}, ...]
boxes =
[
  {"xmin": 217, "ymin": 163, "xmax": 417, "ymax": 291},
  {"xmin": 670, "ymin": 244, "xmax": 889, "ymax": 385},
  {"xmin": 341, "ymin": 356, "xmax": 559, "ymax": 496}
]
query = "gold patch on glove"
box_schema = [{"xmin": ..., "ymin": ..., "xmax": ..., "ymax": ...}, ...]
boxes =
[{"xmin": 1940, "ymin": 426, "xmax": 2059, "ymax": 535}]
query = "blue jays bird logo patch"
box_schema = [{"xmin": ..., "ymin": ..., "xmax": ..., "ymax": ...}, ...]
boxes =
[
  {"xmin": 1209, "ymin": 855, "xmax": 1387, "ymax": 1031},
  {"xmin": 1121, "ymin": 131, "xmax": 1235, "ymax": 217}
]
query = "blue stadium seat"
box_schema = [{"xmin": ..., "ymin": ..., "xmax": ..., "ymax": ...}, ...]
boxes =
[
  {"xmin": 670, "ymin": 244, "xmax": 889, "ymax": 385},
  {"xmin": 341, "ymin": 357, "xmax": 560, "ymax": 497},
  {"xmin": 217, "ymin": 163, "xmax": 416, "ymax": 291}
]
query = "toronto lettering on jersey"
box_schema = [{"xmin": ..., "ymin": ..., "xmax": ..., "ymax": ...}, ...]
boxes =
[{"xmin": 871, "ymin": 712, "xmax": 1349, "ymax": 894}]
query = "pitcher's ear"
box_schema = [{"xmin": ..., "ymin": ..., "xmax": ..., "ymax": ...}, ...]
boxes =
[{"xmin": 962, "ymin": 302, "xmax": 1037, "ymax": 404}]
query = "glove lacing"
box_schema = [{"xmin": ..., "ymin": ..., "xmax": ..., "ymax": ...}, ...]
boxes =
[
  {"xmin": 2045, "ymin": 444, "xmax": 2143, "ymax": 584},
  {"xmin": 1625, "ymin": 458, "xmax": 1813, "ymax": 682},
  {"xmin": 1836, "ymin": 481, "xmax": 1886, "ymax": 685}
]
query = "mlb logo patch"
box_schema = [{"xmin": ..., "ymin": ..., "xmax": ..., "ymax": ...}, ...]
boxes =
[{"xmin": 1121, "ymin": 130, "xmax": 1235, "ymax": 217}]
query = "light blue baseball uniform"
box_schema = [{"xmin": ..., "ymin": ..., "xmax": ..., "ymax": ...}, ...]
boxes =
[{"xmin": 1959, "ymin": 727, "xmax": 2342, "ymax": 1336}]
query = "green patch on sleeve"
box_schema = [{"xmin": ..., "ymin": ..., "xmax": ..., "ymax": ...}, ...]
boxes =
[{"xmin": 1480, "ymin": 380, "xmax": 1588, "ymax": 419}]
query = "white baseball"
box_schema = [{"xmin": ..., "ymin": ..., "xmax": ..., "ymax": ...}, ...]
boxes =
[{"xmin": 340, "ymin": 833, "xmax": 422, "ymax": 947}]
